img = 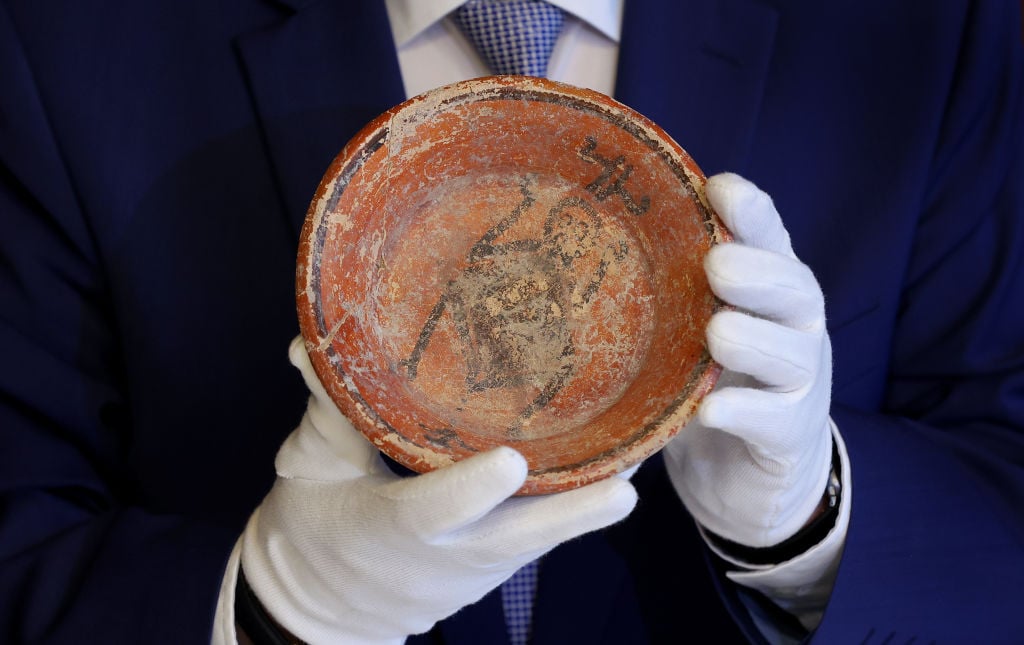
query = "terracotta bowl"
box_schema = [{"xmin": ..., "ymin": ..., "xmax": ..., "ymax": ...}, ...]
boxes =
[{"xmin": 296, "ymin": 76, "xmax": 729, "ymax": 495}]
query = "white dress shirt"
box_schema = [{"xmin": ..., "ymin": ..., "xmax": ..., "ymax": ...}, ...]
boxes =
[
  {"xmin": 381, "ymin": 0, "xmax": 852, "ymax": 638},
  {"xmin": 384, "ymin": 0, "xmax": 622, "ymax": 98}
]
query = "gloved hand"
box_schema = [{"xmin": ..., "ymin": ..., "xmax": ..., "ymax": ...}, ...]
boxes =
[
  {"xmin": 664, "ymin": 173, "xmax": 834, "ymax": 548},
  {"xmin": 229, "ymin": 336, "xmax": 638, "ymax": 644}
]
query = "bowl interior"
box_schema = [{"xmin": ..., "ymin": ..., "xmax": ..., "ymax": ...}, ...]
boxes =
[{"xmin": 297, "ymin": 77, "xmax": 724, "ymax": 493}]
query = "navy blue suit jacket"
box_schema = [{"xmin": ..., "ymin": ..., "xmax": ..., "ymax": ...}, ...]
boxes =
[{"xmin": 1, "ymin": 1, "xmax": 1023, "ymax": 643}]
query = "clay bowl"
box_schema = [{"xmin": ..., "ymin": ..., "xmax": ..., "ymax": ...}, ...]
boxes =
[{"xmin": 296, "ymin": 76, "xmax": 729, "ymax": 495}]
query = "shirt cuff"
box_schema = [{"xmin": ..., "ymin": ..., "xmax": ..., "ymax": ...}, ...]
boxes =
[
  {"xmin": 704, "ymin": 419, "xmax": 852, "ymax": 632},
  {"xmin": 212, "ymin": 540, "xmax": 243, "ymax": 645}
]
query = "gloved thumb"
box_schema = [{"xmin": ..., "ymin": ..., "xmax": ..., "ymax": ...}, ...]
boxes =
[
  {"xmin": 289, "ymin": 335, "xmax": 337, "ymax": 409},
  {"xmin": 279, "ymin": 335, "xmax": 386, "ymax": 481},
  {"xmin": 381, "ymin": 446, "xmax": 529, "ymax": 540}
]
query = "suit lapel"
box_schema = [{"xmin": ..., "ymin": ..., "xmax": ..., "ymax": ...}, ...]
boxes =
[
  {"xmin": 234, "ymin": 0, "xmax": 406, "ymax": 236},
  {"xmin": 615, "ymin": 0, "xmax": 779, "ymax": 177},
  {"xmin": 233, "ymin": 0, "xmax": 777, "ymax": 236}
]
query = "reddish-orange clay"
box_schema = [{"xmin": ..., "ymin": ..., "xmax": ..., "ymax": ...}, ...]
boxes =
[{"xmin": 296, "ymin": 76, "xmax": 730, "ymax": 495}]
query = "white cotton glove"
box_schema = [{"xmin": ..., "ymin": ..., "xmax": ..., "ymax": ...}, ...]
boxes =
[
  {"xmin": 664, "ymin": 173, "xmax": 834, "ymax": 548},
  {"xmin": 229, "ymin": 336, "xmax": 638, "ymax": 644}
]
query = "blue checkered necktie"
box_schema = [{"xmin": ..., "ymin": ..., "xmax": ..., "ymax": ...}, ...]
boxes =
[
  {"xmin": 501, "ymin": 559, "xmax": 541, "ymax": 645},
  {"xmin": 454, "ymin": 0, "xmax": 566, "ymax": 77}
]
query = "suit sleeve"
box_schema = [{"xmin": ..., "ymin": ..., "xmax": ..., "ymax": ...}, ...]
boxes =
[
  {"xmin": 0, "ymin": 6, "xmax": 237, "ymax": 643},
  {"xmin": 812, "ymin": 1, "xmax": 1024, "ymax": 642}
]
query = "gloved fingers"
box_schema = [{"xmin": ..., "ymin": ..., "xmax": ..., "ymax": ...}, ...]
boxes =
[
  {"xmin": 705, "ymin": 244, "xmax": 824, "ymax": 330},
  {"xmin": 698, "ymin": 386, "xmax": 807, "ymax": 458},
  {"xmin": 379, "ymin": 446, "xmax": 528, "ymax": 541},
  {"xmin": 706, "ymin": 173, "xmax": 796, "ymax": 258},
  {"xmin": 451, "ymin": 477, "xmax": 638, "ymax": 564},
  {"xmin": 707, "ymin": 311, "xmax": 821, "ymax": 392}
]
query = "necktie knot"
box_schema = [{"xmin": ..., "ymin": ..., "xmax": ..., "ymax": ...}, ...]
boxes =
[{"xmin": 454, "ymin": 0, "xmax": 565, "ymax": 77}]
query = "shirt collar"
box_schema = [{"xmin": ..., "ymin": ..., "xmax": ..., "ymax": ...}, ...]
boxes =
[{"xmin": 385, "ymin": 0, "xmax": 624, "ymax": 46}]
